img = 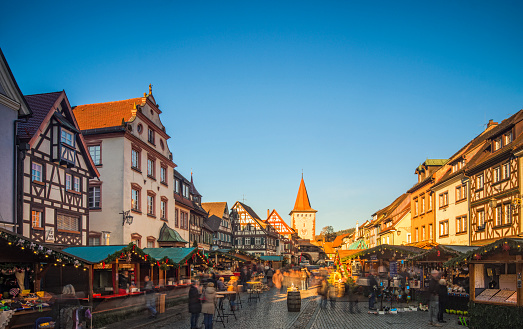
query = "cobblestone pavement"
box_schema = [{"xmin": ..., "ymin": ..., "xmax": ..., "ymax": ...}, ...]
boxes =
[{"xmin": 106, "ymin": 288, "xmax": 467, "ymax": 329}]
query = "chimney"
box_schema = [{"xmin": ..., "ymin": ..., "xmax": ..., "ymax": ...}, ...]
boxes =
[
  {"xmin": 487, "ymin": 119, "xmax": 498, "ymax": 129},
  {"xmin": 267, "ymin": 209, "xmax": 270, "ymax": 218}
]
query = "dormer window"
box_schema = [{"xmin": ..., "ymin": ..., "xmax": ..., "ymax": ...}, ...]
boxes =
[
  {"xmin": 61, "ymin": 129, "xmax": 74, "ymax": 147},
  {"xmin": 505, "ymin": 131, "xmax": 513, "ymax": 145},
  {"xmin": 494, "ymin": 137, "xmax": 502, "ymax": 151}
]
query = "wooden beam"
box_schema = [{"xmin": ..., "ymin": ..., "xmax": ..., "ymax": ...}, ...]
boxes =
[{"xmin": 88, "ymin": 265, "xmax": 94, "ymax": 303}]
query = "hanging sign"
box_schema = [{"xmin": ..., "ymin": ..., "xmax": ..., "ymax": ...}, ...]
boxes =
[
  {"xmin": 390, "ymin": 261, "xmax": 398, "ymax": 276},
  {"xmin": 45, "ymin": 227, "xmax": 55, "ymax": 243},
  {"xmin": 370, "ymin": 254, "xmax": 378, "ymax": 261}
]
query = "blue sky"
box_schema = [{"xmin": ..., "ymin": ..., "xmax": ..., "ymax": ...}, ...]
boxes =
[{"xmin": 2, "ymin": 1, "xmax": 522, "ymax": 232}]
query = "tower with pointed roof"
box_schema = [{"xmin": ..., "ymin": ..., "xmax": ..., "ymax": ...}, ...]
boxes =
[{"xmin": 290, "ymin": 175, "xmax": 317, "ymax": 241}]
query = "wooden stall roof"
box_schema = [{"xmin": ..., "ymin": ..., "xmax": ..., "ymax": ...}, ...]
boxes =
[
  {"xmin": 444, "ymin": 238, "xmax": 523, "ymax": 268},
  {"xmin": 0, "ymin": 227, "xmax": 93, "ymax": 265},
  {"xmin": 143, "ymin": 247, "xmax": 198, "ymax": 264},
  {"xmin": 63, "ymin": 243, "xmax": 157, "ymax": 265},
  {"xmin": 408, "ymin": 245, "xmax": 478, "ymax": 262},
  {"xmin": 341, "ymin": 244, "xmax": 423, "ymax": 262}
]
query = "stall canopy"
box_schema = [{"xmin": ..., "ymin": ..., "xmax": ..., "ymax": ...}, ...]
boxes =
[
  {"xmin": 260, "ymin": 255, "xmax": 283, "ymax": 262},
  {"xmin": 143, "ymin": 247, "xmax": 200, "ymax": 265},
  {"xmin": 0, "ymin": 227, "xmax": 93, "ymax": 266},
  {"xmin": 409, "ymin": 245, "xmax": 479, "ymax": 263},
  {"xmin": 444, "ymin": 238, "xmax": 523, "ymax": 268},
  {"xmin": 207, "ymin": 250, "xmax": 249, "ymax": 263},
  {"xmin": 63, "ymin": 243, "xmax": 157, "ymax": 265},
  {"xmin": 341, "ymin": 244, "xmax": 423, "ymax": 262},
  {"xmin": 347, "ymin": 239, "xmax": 368, "ymax": 250}
]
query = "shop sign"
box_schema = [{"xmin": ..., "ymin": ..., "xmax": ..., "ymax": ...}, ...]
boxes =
[
  {"xmin": 45, "ymin": 227, "xmax": 55, "ymax": 242},
  {"xmin": 390, "ymin": 261, "xmax": 398, "ymax": 276},
  {"xmin": 370, "ymin": 254, "xmax": 377, "ymax": 261}
]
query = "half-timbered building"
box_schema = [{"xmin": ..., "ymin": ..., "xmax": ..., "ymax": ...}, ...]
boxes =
[
  {"xmin": 230, "ymin": 202, "xmax": 279, "ymax": 256},
  {"xmin": 467, "ymin": 113, "xmax": 523, "ymax": 245},
  {"xmin": 202, "ymin": 202, "xmax": 232, "ymax": 250},
  {"xmin": 188, "ymin": 173, "xmax": 208, "ymax": 248},
  {"xmin": 17, "ymin": 91, "xmax": 99, "ymax": 246},
  {"xmin": 266, "ymin": 209, "xmax": 297, "ymax": 261},
  {"xmin": 73, "ymin": 86, "xmax": 180, "ymax": 246},
  {"xmin": 0, "ymin": 49, "xmax": 32, "ymax": 230}
]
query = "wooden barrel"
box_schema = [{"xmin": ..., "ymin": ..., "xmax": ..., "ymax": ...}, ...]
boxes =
[{"xmin": 287, "ymin": 291, "xmax": 301, "ymax": 312}]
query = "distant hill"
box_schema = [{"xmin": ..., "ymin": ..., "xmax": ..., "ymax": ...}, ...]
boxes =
[
  {"xmin": 314, "ymin": 227, "xmax": 356, "ymax": 242},
  {"xmin": 335, "ymin": 228, "xmax": 355, "ymax": 235}
]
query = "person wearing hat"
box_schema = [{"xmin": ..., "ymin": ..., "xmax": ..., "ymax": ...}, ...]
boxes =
[{"xmin": 202, "ymin": 282, "xmax": 216, "ymax": 329}]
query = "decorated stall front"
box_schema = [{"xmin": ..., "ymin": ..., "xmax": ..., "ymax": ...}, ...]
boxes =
[
  {"xmin": 206, "ymin": 249, "xmax": 253, "ymax": 279},
  {"xmin": 409, "ymin": 245, "xmax": 477, "ymax": 310},
  {"xmin": 0, "ymin": 228, "xmax": 92, "ymax": 328},
  {"xmin": 445, "ymin": 238, "xmax": 523, "ymax": 328}
]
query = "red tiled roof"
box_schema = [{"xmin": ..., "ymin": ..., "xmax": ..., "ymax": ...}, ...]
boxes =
[
  {"xmin": 73, "ymin": 97, "xmax": 142, "ymax": 130},
  {"xmin": 202, "ymin": 202, "xmax": 227, "ymax": 218},
  {"xmin": 332, "ymin": 233, "xmax": 350, "ymax": 248},
  {"xmin": 291, "ymin": 176, "xmax": 317, "ymax": 213}
]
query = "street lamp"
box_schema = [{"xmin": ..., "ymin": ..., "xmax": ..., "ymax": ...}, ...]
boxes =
[{"xmin": 120, "ymin": 210, "xmax": 134, "ymax": 225}]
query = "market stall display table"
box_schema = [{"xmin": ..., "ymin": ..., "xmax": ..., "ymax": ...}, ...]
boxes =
[
  {"xmin": 216, "ymin": 291, "xmax": 237, "ymax": 320},
  {"xmin": 213, "ymin": 295, "xmax": 226, "ymax": 328},
  {"xmin": 246, "ymin": 282, "xmax": 261, "ymax": 303}
]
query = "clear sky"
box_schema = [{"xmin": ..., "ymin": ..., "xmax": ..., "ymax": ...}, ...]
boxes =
[{"xmin": 2, "ymin": 1, "xmax": 522, "ymax": 232}]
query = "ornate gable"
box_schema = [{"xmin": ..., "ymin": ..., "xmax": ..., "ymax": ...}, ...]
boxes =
[{"xmin": 267, "ymin": 210, "xmax": 294, "ymax": 235}]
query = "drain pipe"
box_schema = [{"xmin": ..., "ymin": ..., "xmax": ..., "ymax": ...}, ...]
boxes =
[{"xmin": 13, "ymin": 118, "xmax": 29, "ymax": 234}]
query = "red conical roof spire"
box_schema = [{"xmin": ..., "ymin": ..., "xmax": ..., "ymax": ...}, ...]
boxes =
[{"xmin": 292, "ymin": 175, "xmax": 317, "ymax": 212}]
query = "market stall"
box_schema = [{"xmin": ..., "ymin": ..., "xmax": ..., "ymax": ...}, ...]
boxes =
[
  {"xmin": 409, "ymin": 245, "xmax": 477, "ymax": 309},
  {"xmin": 444, "ymin": 238, "xmax": 523, "ymax": 328},
  {"xmin": 0, "ymin": 228, "xmax": 92, "ymax": 328}
]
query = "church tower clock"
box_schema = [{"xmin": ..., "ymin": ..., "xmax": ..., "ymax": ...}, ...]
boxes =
[{"xmin": 290, "ymin": 175, "xmax": 317, "ymax": 241}]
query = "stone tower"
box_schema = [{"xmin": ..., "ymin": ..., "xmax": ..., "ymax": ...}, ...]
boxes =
[{"xmin": 290, "ymin": 175, "xmax": 317, "ymax": 241}]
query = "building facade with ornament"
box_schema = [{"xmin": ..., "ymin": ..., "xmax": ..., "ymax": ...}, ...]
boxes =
[
  {"xmin": 290, "ymin": 176, "xmax": 317, "ymax": 241},
  {"xmin": 17, "ymin": 91, "xmax": 99, "ymax": 247},
  {"xmin": 230, "ymin": 201, "xmax": 279, "ymax": 257},
  {"xmin": 376, "ymin": 193, "xmax": 411, "ymax": 246},
  {"xmin": 266, "ymin": 209, "xmax": 298, "ymax": 262},
  {"xmin": 467, "ymin": 112, "xmax": 523, "ymax": 246},
  {"xmin": 73, "ymin": 86, "xmax": 180, "ymax": 247},
  {"xmin": 0, "ymin": 49, "xmax": 32, "ymax": 231}
]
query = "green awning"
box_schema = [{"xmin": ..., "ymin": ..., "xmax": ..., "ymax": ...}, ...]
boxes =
[
  {"xmin": 143, "ymin": 247, "xmax": 197, "ymax": 264},
  {"xmin": 348, "ymin": 239, "xmax": 368, "ymax": 250},
  {"xmin": 260, "ymin": 255, "xmax": 283, "ymax": 261},
  {"xmin": 158, "ymin": 223, "xmax": 187, "ymax": 243},
  {"xmin": 63, "ymin": 245, "xmax": 130, "ymax": 263}
]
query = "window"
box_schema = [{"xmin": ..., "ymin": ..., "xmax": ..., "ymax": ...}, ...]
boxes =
[
  {"xmin": 160, "ymin": 198, "xmax": 167, "ymax": 219},
  {"xmin": 414, "ymin": 198, "xmax": 418, "ymax": 216},
  {"xmin": 131, "ymin": 187, "xmax": 140, "ymax": 211},
  {"xmin": 493, "ymin": 167, "xmax": 501, "ymax": 183},
  {"xmin": 407, "ymin": 234, "xmax": 411, "ymax": 244},
  {"xmin": 456, "ymin": 215, "xmax": 467, "ymax": 234},
  {"xmin": 255, "ymin": 237, "xmax": 261, "ymax": 245},
  {"xmin": 439, "ymin": 220, "xmax": 449, "ymax": 237},
  {"xmin": 477, "ymin": 210, "xmax": 485, "ymax": 229},
  {"xmin": 175, "ymin": 179, "xmax": 180, "ymax": 194},
  {"xmin": 147, "ymin": 158, "xmax": 155, "ymax": 178},
  {"xmin": 89, "ymin": 237, "xmax": 100, "ymax": 246},
  {"xmin": 429, "ymin": 224, "xmax": 433, "ymax": 240},
  {"xmin": 175, "ymin": 209, "xmax": 179, "ymax": 227},
  {"xmin": 57, "ymin": 214, "xmax": 79, "ymax": 232},
  {"xmin": 494, "ymin": 137, "xmax": 502, "ymax": 151},
  {"xmin": 415, "ymin": 228, "xmax": 418, "ymax": 242},
  {"xmin": 88, "ymin": 145, "xmax": 101, "ymax": 165},
  {"xmin": 160, "ymin": 166, "xmax": 167, "ymax": 184},
  {"xmin": 131, "ymin": 148, "xmax": 140, "ymax": 170},
  {"xmin": 495, "ymin": 206, "xmax": 502, "ymax": 226},
  {"xmin": 131, "ymin": 234, "xmax": 141, "ymax": 248},
  {"xmin": 505, "ymin": 131, "xmax": 513, "ymax": 145},
  {"xmin": 245, "ymin": 238, "xmax": 251, "ymax": 245},
  {"xmin": 502, "ymin": 163, "xmax": 510, "ymax": 180},
  {"xmin": 428, "ymin": 194, "xmax": 432, "ymax": 211},
  {"xmin": 477, "ymin": 174, "xmax": 484, "ymax": 189},
  {"xmin": 147, "ymin": 238, "xmax": 155, "ymax": 248},
  {"xmin": 66, "ymin": 174, "xmax": 72, "ymax": 190},
  {"xmin": 73, "ymin": 177, "xmax": 80, "ymax": 192},
  {"xmin": 456, "ymin": 184, "xmax": 466, "ymax": 202},
  {"xmin": 89, "ymin": 186, "xmax": 101, "ymax": 208},
  {"xmin": 422, "ymin": 226, "xmax": 426, "ymax": 241},
  {"xmin": 421, "ymin": 197, "xmax": 425, "ymax": 214},
  {"xmin": 504, "ymin": 203, "xmax": 512, "ymax": 225},
  {"xmin": 32, "ymin": 210, "xmax": 42, "ymax": 228},
  {"xmin": 182, "ymin": 184, "xmax": 189, "ymax": 198},
  {"xmin": 439, "ymin": 192, "xmax": 449, "ymax": 208},
  {"xmin": 61, "ymin": 129, "xmax": 74, "ymax": 146},
  {"xmin": 148, "ymin": 128, "xmax": 155, "ymax": 144},
  {"xmin": 32, "ymin": 163, "xmax": 43, "ymax": 182},
  {"xmin": 147, "ymin": 193, "xmax": 155, "ymax": 216}
]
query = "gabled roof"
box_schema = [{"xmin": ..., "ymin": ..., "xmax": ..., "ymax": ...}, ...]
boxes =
[
  {"xmin": 158, "ymin": 222, "xmax": 187, "ymax": 243},
  {"xmin": 19, "ymin": 91, "xmax": 99, "ymax": 179},
  {"xmin": 266, "ymin": 209, "xmax": 294, "ymax": 235},
  {"xmin": 190, "ymin": 173, "xmax": 201, "ymax": 197},
  {"xmin": 332, "ymin": 233, "xmax": 350, "ymax": 248},
  {"xmin": 205, "ymin": 215, "xmax": 222, "ymax": 232},
  {"xmin": 0, "ymin": 48, "xmax": 32, "ymax": 117},
  {"xmin": 202, "ymin": 202, "xmax": 228, "ymax": 218},
  {"xmin": 232, "ymin": 201, "xmax": 269, "ymax": 230},
  {"xmin": 290, "ymin": 176, "xmax": 317, "ymax": 214},
  {"xmin": 73, "ymin": 97, "xmax": 142, "ymax": 131},
  {"xmin": 63, "ymin": 245, "xmax": 129, "ymax": 263}
]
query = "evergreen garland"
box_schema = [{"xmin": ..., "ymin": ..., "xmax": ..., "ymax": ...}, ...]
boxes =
[{"xmin": 444, "ymin": 237, "xmax": 523, "ymax": 268}]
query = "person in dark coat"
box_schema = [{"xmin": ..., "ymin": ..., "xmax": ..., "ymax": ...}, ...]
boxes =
[
  {"xmin": 368, "ymin": 270, "xmax": 378, "ymax": 310},
  {"xmin": 188, "ymin": 281, "xmax": 202, "ymax": 329},
  {"xmin": 428, "ymin": 270, "xmax": 441, "ymax": 327},
  {"xmin": 438, "ymin": 278, "xmax": 448, "ymax": 323}
]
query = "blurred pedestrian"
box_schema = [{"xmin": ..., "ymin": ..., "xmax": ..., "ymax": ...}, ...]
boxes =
[
  {"xmin": 144, "ymin": 276, "xmax": 157, "ymax": 319},
  {"xmin": 438, "ymin": 278, "xmax": 448, "ymax": 324},
  {"xmin": 202, "ymin": 282, "xmax": 217, "ymax": 329},
  {"xmin": 368, "ymin": 270, "xmax": 378, "ymax": 310},
  {"xmin": 428, "ymin": 270, "xmax": 441, "ymax": 327},
  {"xmin": 188, "ymin": 281, "xmax": 202, "ymax": 329},
  {"xmin": 273, "ymin": 269, "xmax": 284, "ymax": 293},
  {"xmin": 318, "ymin": 276, "xmax": 329, "ymax": 309}
]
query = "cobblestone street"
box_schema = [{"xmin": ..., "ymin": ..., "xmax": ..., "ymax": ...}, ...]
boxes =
[{"xmin": 106, "ymin": 288, "xmax": 466, "ymax": 329}]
